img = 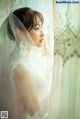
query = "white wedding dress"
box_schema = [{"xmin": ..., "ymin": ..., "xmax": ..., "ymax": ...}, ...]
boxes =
[{"xmin": 8, "ymin": 46, "xmax": 52, "ymax": 119}]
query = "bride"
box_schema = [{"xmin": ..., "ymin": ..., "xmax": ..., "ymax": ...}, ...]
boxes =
[{"xmin": 0, "ymin": 7, "xmax": 52, "ymax": 119}]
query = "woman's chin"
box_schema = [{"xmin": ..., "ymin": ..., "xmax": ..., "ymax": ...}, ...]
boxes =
[
  {"xmin": 37, "ymin": 44, "xmax": 42, "ymax": 48},
  {"xmin": 36, "ymin": 42, "xmax": 44, "ymax": 48}
]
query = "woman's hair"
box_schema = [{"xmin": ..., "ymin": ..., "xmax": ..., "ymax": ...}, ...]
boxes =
[{"xmin": 7, "ymin": 7, "xmax": 44, "ymax": 41}]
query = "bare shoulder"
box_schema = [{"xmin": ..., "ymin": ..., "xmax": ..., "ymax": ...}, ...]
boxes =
[
  {"xmin": 13, "ymin": 64, "xmax": 29, "ymax": 76},
  {"xmin": 13, "ymin": 64, "xmax": 32, "ymax": 83}
]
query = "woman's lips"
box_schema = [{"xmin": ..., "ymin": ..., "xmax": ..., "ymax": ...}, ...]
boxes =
[{"xmin": 39, "ymin": 39, "xmax": 44, "ymax": 43}]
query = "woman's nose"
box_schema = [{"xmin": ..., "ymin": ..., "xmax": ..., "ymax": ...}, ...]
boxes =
[{"xmin": 40, "ymin": 30, "xmax": 44, "ymax": 37}]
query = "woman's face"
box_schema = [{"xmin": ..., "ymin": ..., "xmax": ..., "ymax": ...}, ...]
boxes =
[{"xmin": 29, "ymin": 17, "xmax": 44, "ymax": 47}]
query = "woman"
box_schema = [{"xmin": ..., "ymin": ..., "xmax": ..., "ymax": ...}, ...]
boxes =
[{"xmin": 0, "ymin": 7, "xmax": 52, "ymax": 119}]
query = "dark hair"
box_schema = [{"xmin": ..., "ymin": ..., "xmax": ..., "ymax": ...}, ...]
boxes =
[{"xmin": 7, "ymin": 7, "xmax": 44, "ymax": 41}]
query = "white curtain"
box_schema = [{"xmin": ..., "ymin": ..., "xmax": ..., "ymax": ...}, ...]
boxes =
[
  {"xmin": 49, "ymin": 1, "xmax": 80, "ymax": 119},
  {"xmin": 0, "ymin": 0, "xmax": 15, "ymax": 26}
]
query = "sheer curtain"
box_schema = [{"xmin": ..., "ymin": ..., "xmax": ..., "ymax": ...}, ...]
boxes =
[
  {"xmin": 49, "ymin": 1, "xmax": 80, "ymax": 119},
  {"xmin": 0, "ymin": 0, "xmax": 16, "ymax": 26}
]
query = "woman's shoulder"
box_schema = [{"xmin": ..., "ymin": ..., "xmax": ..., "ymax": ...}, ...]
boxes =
[
  {"xmin": 7, "ymin": 58, "xmax": 29, "ymax": 81},
  {"xmin": 13, "ymin": 63, "xmax": 32, "ymax": 82},
  {"xmin": 14, "ymin": 64, "xmax": 28, "ymax": 74}
]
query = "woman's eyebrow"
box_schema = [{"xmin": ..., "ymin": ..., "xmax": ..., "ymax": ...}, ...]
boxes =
[{"xmin": 34, "ymin": 24, "xmax": 42, "ymax": 27}]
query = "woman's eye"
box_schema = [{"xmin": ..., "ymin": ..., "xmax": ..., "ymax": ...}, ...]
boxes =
[{"xmin": 35, "ymin": 27, "xmax": 40, "ymax": 30}]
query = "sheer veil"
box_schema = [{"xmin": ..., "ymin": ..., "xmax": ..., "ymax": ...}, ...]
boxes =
[
  {"xmin": 0, "ymin": 13, "xmax": 39, "ymax": 118},
  {"xmin": 0, "ymin": 12, "xmax": 37, "ymax": 71}
]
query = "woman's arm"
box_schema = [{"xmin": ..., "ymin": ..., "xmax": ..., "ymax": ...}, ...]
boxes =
[{"xmin": 13, "ymin": 64, "xmax": 39, "ymax": 116}]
